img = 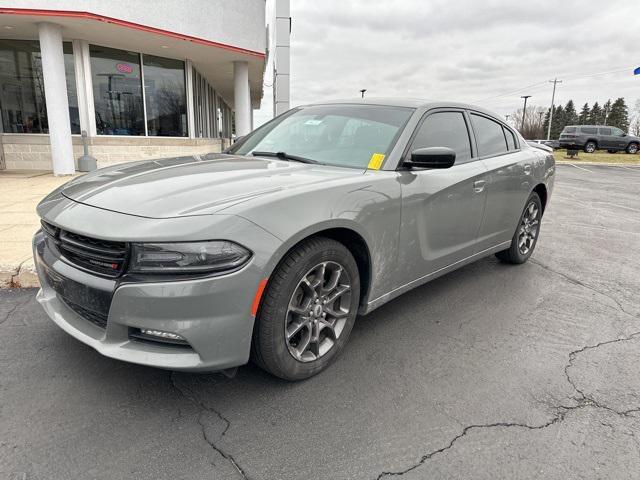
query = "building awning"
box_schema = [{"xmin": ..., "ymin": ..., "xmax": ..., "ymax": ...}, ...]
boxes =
[{"xmin": 0, "ymin": 8, "xmax": 266, "ymax": 108}]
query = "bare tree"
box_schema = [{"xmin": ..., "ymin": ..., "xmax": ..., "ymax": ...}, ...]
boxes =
[
  {"xmin": 509, "ymin": 105, "xmax": 547, "ymax": 139},
  {"xmin": 630, "ymin": 99, "xmax": 640, "ymax": 137}
]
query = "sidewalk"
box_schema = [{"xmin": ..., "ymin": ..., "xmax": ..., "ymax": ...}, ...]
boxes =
[{"xmin": 0, "ymin": 170, "xmax": 79, "ymax": 288}]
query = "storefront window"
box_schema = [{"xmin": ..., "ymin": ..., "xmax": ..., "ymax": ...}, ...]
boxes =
[
  {"xmin": 90, "ymin": 45, "xmax": 144, "ymax": 135},
  {"xmin": 143, "ymin": 54, "xmax": 187, "ymax": 137},
  {"xmin": 0, "ymin": 40, "xmax": 48, "ymax": 133},
  {"xmin": 0, "ymin": 40, "xmax": 79, "ymax": 134}
]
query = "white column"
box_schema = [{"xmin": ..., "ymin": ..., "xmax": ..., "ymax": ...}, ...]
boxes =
[
  {"xmin": 233, "ymin": 61, "xmax": 251, "ymax": 137},
  {"xmin": 274, "ymin": 0, "xmax": 291, "ymax": 116},
  {"xmin": 185, "ymin": 60, "xmax": 196, "ymax": 138},
  {"xmin": 79, "ymin": 41, "xmax": 96, "ymax": 137},
  {"xmin": 38, "ymin": 22, "xmax": 75, "ymax": 175}
]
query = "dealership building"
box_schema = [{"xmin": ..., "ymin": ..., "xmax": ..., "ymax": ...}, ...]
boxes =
[{"xmin": 0, "ymin": 1, "xmax": 276, "ymax": 174}]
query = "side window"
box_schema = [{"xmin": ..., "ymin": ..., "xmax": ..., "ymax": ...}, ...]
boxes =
[
  {"xmin": 410, "ymin": 111, "xmax": 472, "ymax": 164},
  {"xmin": 611, "ymin": 127, "xmax": 624, "ymax": 136},
  {"xmin": 581, "ymin": 127, "xmax": 598, "ymax": 134},
  {"xmin": 504, "ymin": 126, "xmax": 517, "ymax": 150},
  {"xmin": 599, "ymin": 127, "xmax": 612, "ymax": 135},
  {"xmin": 470, "ymin": 113, "xmax": 508, "ymax": 157}
]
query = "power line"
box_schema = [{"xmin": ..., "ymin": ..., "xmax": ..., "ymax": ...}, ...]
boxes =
[{"xmin": 475, "ymin": 63, "xmax": 640, "ymax": 104}]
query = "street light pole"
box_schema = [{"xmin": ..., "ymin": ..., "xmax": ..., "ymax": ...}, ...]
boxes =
[
  {"xmin": 521, "ymin": 95, "xmax": 531, "ymax": 132},
  {"xmin": 546, "ymin": 78, "xmax": 562, "ymax": 140},
  {"xmin": 359, "ymin": 89, "xmax": 367, "ymax": 98}
]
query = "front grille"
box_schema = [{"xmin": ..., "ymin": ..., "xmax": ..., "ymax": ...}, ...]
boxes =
[
  {"xmin": 41, "ymin": 221, "xmax": 128, "ymax": 277},
  {"xmin": 61, "ymin": 296, "xmax": 108, "ymax": 329}
]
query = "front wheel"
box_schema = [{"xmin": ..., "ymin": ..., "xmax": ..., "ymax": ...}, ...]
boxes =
[
  {"xmin": 626, "ymin": 143, "xmax": 639, "ymax": 154},
  {"xmin": 496, "ymin": 192, "xmax": 542, "ymax": 264},
  {"xmin": 251, "ymin": 237, "xmax": 360, "ymax": 381}
]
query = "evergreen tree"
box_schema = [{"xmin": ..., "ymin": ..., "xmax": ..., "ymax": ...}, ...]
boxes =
[
  {"xmin": 550, "ymin": 105, "xmax": 565, "ymax": 138},
  {"xmin": 602, "ymin": 99, "xmax": 612, "ymax": 125},
  {"xmin": 564, "ymin": 100, "xmax": 578, "ymax": 126},
  {"xmin": 589, "ymin": 102, "xmax": 602, "ymax": 124},
  {"xmin": 542, "ymin": 108, "xmax": 551, "ymax": 137},
  {"xmin": 578, "ymin": 102, "xmax": 589, "ymax": 124},
  {"xmin": 606, "ymin": 98, "xmax": 629, "ymax": 131}
]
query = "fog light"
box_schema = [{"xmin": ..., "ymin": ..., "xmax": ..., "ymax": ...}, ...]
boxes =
[{"xmin": 140, "ymin": 328, "xmax": 185, "ymax": 341}]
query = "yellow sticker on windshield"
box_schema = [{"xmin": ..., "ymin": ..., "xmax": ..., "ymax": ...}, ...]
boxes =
[{"xmin": 368, "ymin": 153, "xmax": 385, "ymax": 170}]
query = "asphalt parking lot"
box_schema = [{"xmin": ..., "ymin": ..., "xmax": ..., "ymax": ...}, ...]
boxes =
[{"xmin": 1, "ymin": 164, "xmax": 639, "ymax": 480}]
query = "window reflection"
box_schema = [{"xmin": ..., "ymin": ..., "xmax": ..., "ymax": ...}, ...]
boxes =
[
  {"xmin": 90, "ymin": 45, "xmax": 144, "ymax": 135},
  {"xmin": 143, "ymin": 54, "xmax": 187, "ymax": 137}
]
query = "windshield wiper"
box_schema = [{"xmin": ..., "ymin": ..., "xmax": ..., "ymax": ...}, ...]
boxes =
[{"xmin": 252, "ymin": 151, "xmax": 319, "ymax": 164}]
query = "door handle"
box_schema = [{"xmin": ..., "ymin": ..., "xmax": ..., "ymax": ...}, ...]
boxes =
[
  {"xmin": 473, "ymin": 180, "xmax": 486, "ymax": 193},
  {"xmin": 523, "ymin": 164, "xmax": 532, "ymax": 175}
]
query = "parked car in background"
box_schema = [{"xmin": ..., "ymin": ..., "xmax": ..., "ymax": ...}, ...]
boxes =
[
  {"xmin": 559, "ymin": 125, "xmax": 640, "ymax": 154},
  {"xmin": 530, "ymin": 139, "xmax": 559, "ymax": 150},
  {"xmin": 34, "ymin": 99, "xmax": 555, "ymax": 381},
  {"xmin": 527, "ymin": 141, "xmax": 553, "ymax": 153}
]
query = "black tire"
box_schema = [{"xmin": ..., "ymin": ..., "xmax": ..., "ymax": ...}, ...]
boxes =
[
  {"xmin": 584, "ymin": 141, "xmax": 597, "ymax": 153},
  {"xmin": 496, "ymin": 192, "xmax": 542, "ymax": 264},
  {"xmin": 626, "ymin": 143, "xmax": 639, "ymax": 154},
  {"xmin": 251, "ymin": 237, "xmax": 360, "ymax": 381}
]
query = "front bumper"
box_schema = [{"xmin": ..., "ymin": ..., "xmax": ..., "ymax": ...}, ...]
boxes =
[{"xmin": 33, "ymin": 223, "xmax": 275, "ymax": 372}]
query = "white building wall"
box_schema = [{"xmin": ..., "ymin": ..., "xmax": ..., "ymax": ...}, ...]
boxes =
[{"xmin": 0, "ymin": 0, "xmax": 266, "ymax": 53}]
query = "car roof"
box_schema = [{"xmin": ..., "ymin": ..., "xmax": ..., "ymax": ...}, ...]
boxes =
[
  {"xmin": 565, "ymin": 125, "xmax": 615, "ymax": 128},
  {"xmin": 299, "ymin": 98, "xmax": 506, "ymax": 121}
]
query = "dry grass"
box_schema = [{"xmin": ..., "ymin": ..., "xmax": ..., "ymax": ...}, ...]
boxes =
[{"xmin": 553, "ymin": 149, "xmax": 640, "ymax": 165}]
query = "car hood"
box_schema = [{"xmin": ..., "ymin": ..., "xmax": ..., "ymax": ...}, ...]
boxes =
[{"xmin": 59, "ymin": 154, "xmax": 365, "ymax": 218}]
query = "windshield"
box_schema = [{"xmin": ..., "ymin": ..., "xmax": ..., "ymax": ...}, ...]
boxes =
[{"xmin": 230, "ymin": 104, "xmax": 414, "ymax": 169}]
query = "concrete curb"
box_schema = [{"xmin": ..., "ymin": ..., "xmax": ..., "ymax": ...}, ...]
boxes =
[
  {"xmin": 556, "ymin": 160, "xmax": 640, "ymax": 167},
  {"xmin": 0, "ymin": 258, "xmax": 39, "ymax": 289}
]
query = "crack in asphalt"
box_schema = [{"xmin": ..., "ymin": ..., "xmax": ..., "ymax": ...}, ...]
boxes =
[
  {"xmin": 564, "ymin": 331, "xmax": 640, "ymax": 417},
  {"xmin": 0, "ymin": 294, "xmax": 32, "ymax": 326},
  {"xmin": 169, "ymin": 373, "xmax": 249, "ymax": 479},
  {"xmin": 530, "ymin": 259, "xmax": 636, "ymax": 318},
  {"xmin": 375, "ymin": 261, "xmax": 640, "ymax": 479}
]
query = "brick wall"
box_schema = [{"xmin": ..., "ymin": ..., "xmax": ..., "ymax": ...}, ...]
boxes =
[{"xmin": 1, "ymin": 134, "xmax": 227, "ymax": 171}]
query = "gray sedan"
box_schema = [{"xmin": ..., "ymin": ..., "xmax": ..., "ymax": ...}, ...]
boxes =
[{"xmin": 34, "ymin": 99, "xmax": 555, "ymax": 380}]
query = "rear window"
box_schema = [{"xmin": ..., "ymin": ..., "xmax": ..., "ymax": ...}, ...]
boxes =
[
  {"xmin": 562, "ymin": 127, "xmax": 577, "ymax": 133},
  {"xmin": 581, "ymin": 127, "xmax": 598, "ymax": 134},
  {"xmin": 504, "ymin": 127, "xmax": 517, "ymax": 150},
  {"xmin": 599, "ymin": 128, "xmax": 611, "ymax": 135},
  {"xmin": 470, "ymin": 114, "xmax": 508, "ymax": 157}
]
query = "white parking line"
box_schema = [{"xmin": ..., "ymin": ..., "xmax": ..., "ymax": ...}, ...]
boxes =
[{"xmin": 568, "ymin": 163, "xmax": 593, "ymax": 173}]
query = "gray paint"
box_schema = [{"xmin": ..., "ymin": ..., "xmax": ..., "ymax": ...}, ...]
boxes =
[{"xmin": 34, "ymin": 99, "xmax": 555, "ymax": 371}]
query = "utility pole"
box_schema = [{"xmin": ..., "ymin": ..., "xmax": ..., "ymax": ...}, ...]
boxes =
[
  {"xmin": 546, "ymin": 78, "xmax": 562, "ymax": 140},
  {"xmin": 603, "ymin": 104, "xmax": 609, "ymax": 125},
  {"xmin": 521, "ymin": 95, "xmax": 531, "ymax": 132}
]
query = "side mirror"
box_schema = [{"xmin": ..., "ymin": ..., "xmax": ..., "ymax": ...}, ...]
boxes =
[{"xmin": 405, "ymin": 147, "xmax": 456, "ymax": 169}]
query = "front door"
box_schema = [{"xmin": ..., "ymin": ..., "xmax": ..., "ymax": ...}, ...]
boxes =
[{"xmin": 397, "ymin": 110, "xmax": 487, "ymax": 286}]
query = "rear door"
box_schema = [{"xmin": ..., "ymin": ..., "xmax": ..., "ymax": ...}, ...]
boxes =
[
  {"xmin": 471, "ymin": 113, "xmax": 533, "ymax": 251},
  {"xmin": 396, "ymin": 109, "xmax": 487, "ymax": 285}
]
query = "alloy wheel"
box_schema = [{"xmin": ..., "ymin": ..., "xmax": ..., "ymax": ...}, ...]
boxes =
[
  {"xmin": 285, "ymin": 261, "xmax": 352, "ymax": 362},
  {"xmin": 518, "ymin": 202, "xmax": 540, "ymax": 255}
]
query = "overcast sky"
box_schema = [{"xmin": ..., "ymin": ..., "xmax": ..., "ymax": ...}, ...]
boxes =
[{"xmin": 255, "ymin": 0, "xmax": 639, "ymax": 127}]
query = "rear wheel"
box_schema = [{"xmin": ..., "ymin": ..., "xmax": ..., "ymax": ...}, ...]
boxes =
[
  {"xmin": 496, "ymin": 192, "xmax": 542, "ymax": 264},
  {"xmin": 252, "ymin": 237, "xmax": 360, "ymax": 381},
  {"xmin": 584, "ymin": 141, "xmax": 597, "ymax": 153},
  {"xmin": 626, "ymin": 143, "xmax": 639, "ymax": 154}
]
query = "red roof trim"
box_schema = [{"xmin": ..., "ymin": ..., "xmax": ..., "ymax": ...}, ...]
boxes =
[{"xmin": 0, "ymin": 7, "xmax": 266, "ymax": 59}]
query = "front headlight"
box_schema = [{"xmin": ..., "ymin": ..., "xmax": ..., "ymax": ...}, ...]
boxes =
[{"xmin": 129, "ymin": 241, "xmax": 251, "ymax": 274}]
